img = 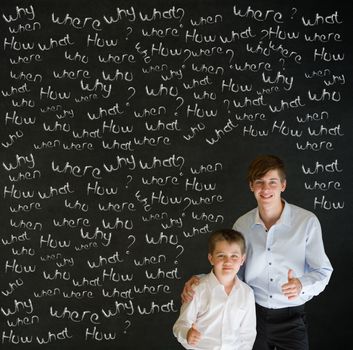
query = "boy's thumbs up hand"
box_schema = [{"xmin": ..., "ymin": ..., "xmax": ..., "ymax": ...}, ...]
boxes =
[
  {"xmin": 281, "ymin": 269, "xmax": 303, "ymax": 300},
  {"xmin": 187, "ymin": 323, "xmax": 202, "ymax": 346}
]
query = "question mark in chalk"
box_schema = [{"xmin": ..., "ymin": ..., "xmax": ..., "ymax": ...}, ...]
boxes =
[
  {"xmin": 223, "ymin": 99, "xmax": 231, "ymax": 113},
  {"xmin": 174, "ymin": 245, "xmax": 185, "ymax": 264},
  {"xmin": 175, "ymin": 96, "xmax": 184, "ymax": 116},
  {"xmin": 126, "ymin": 27, "xmax": 133, "ymax": 40},
  {"xmin": 126, "ymin": 87, "xmax": 136, "ymax": 106},
  {"xmin": 226, "ymin": 49, "xmax": 235, "ymax": 66},
  {"xmin": 123, "ymin": 320, "xmax": 131, "ymax": 334},
  {"xmin": 126, "ymin": 235, "xmax": 136, "ymax": 254},
  {"xmin": 290, "ymin": 8, "xmax": 297, "ymax": 19},
  {"xmin": 279, "ymin": 58, "xmax": 285, "ymax": 70},
  {"xmin": 125, "ymin": 175, "xmax": 132, "ymax": 188}
]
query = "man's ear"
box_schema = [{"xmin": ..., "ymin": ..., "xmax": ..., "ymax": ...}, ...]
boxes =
[
  {"xmin": 281, "ymin": 179, "xmax": 287, "ymax": 192},
  {"xmin": 249, "ymin": 182, "xmax": 254, "ymax": 192},
  {"xmin": 208, "ymin": 253, "xmax": 213, "ymax": 265}
]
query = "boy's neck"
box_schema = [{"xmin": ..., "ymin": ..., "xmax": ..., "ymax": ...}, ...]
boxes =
[
  {"xmin": 258, "ymin": 199, "xmax": 284, "ymax": 230},
  {"xmin": 224, "ymin": 279, "xmax": 236, "ymax": 295},
  {"xmin": 214, "ymin": 272, "xmax": 237, "ymax": 295}
]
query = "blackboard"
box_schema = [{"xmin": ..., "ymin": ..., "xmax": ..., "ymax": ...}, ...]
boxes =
[{"xmin": 1, "ymin": 0, "xmax": 352, "ymax": 349}]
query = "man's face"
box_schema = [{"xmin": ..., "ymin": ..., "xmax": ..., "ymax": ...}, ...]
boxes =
[{"xmin": 249, "ymin": 169, "xmax": 286, "ymax": 207}]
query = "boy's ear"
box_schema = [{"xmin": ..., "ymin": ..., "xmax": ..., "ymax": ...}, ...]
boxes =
[
  {"xmin": 240, "ymin": 254, "xmax": 246, "ymax": 266},
  {"xmin": 208, "ymin": 253, "xmax": 213, "ymax": 265},
  {"xmin": 249, "ymin": 182, "xmax": 254, "ymax": 192}
]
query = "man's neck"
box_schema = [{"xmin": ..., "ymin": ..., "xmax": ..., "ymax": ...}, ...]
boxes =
[{"xmin": 258, "ymin": 200, "xmax": 284, "ymax": 230}]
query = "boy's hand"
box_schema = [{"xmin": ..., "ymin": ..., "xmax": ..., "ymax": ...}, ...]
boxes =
[
  {"xmin": 281, "ymin": 269, "xmax": 302, "ymax": 300},
  {"xmin": 181, "ymin": 276, "xmax": 200, "ymax": 303},
  {"xmin": 187, "ymin": 323, "xmax": 201, "ymax": 346}
]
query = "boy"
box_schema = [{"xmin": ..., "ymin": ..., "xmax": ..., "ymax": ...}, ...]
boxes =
[
  {"xmin": 182, "ymin": 155, "xmax": 333, "ymax": 350},
  {"xmin": 173, "ymin": 229, "xmax": 256, "ymax": 350}
]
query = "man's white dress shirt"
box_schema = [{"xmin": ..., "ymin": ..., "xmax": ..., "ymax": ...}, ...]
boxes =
[{"xmin": 233, "ymin": 201, "xmax": 333, "ymax": 309}]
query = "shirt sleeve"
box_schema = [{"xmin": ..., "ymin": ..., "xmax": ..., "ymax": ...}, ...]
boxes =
[
  {"xmin": 299, "ymin": 216, "xmax": 333, "ymax": 298},
  {"xmin": 239, "ymin": 288, "xmax": 257, "ymax": 350},
  {"xmin": 173, "ymin": 285, "xmax": 200, "ymax": 349}
]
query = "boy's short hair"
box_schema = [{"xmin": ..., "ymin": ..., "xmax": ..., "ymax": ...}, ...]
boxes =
[
  {"xmin": 247, "ymin": 154, "xmax": 286, "ymax": 183},
  {"xmin": 208, "ymin": 229, "xmax": 246, "ymax": 255}
]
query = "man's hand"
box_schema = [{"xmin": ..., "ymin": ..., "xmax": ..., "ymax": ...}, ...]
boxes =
[
  {"xmin": 187, "ymin": 323, "xmax": 202, "ymax": 346},
  {"xmin": 181, "ymin": 276, "xmax": 200, "ymax": 303},
  {"xmin": 281, "ymin": 269, "xmax": 302, "ymax": 300}
]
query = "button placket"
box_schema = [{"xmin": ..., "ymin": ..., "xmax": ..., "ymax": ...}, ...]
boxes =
[{"xmin": 266, "ymin": 227, "xmax": 275, "ymax": 305}]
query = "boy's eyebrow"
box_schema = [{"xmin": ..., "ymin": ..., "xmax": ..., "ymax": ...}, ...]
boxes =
[{"xmin": 213, "ymin": 250, "xmax": 241, "ymax": 254}]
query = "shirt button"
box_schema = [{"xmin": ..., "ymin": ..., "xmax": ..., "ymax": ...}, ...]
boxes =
[
  {"xmin": 270, "ymin": 295, "xmax": 273, "ymax": 298},
  {"xmin": 269, "ymin": 262, "xmax": 272, "ymax": 265},
  {"xmin": 267, "ymin": 248, "xmax": 271, "ymax": 251},
  {"xmin": 270, "ymin": 278, "xmax": 273, "ymax": 282}
]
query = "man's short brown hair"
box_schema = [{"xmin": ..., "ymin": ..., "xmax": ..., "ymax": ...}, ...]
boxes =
[
  {"xmin": 247, "ymin": 155, "xmax": 286, "ymax": 183},
  {"xmin": 208, "ymin": 229, "xmax": 246, "ymax": 255}
]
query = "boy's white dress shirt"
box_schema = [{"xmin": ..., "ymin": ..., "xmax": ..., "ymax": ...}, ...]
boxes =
[{"xmin": 173, "ymin": 270, "xmax": 256, "ymax": 350}]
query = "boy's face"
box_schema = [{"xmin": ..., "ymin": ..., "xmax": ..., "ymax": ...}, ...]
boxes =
[
  {"xmin": 249, "ymin": 169, "xmax": 286, "ymax": 207},
  {"xmin": 208, "ymin": 240, "xmax": 245, "ymax": 281}
]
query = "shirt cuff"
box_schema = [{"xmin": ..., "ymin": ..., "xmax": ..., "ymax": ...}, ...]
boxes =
[
  {"xmin": 299, "ymin": 276, "xmax": 314, "ymax": 296},
  {"xmin": 174, "ymin": 325, "xmax": 191, "ymax": 348}
]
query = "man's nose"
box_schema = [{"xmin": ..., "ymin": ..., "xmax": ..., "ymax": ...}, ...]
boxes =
[{"xmin": 261, "ymin": 182, "xmax": 270, "ymax": 190}]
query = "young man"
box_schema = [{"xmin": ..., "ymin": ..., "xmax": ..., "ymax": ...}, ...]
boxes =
[
  {"xmin": 182, "ymin": 155, "xmax": 333, "ymax": 350},
  {"xmin": 173, "ymin": 229, "xmax": 256, "ymax": 350}
]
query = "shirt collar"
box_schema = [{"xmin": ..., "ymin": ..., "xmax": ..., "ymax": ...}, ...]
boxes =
[
  {"xmin": 207, "ymin": 270, "xmax": 238, "ymax": 292},
  {"xmin": 252, "ymin": 200, "xmax": 292, "ymax": 228},
  {"xmin": 208, "ymin": 269, "xmax": 221, "ymax": 289},
  {"xmin": 278, "ymin": 200, "xmax": 291, "ymax": 227}
]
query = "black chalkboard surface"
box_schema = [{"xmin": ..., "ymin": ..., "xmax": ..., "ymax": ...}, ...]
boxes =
[{"xmin": 1, "ymin": 0, "xmax": 352, "ymax": 349}]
